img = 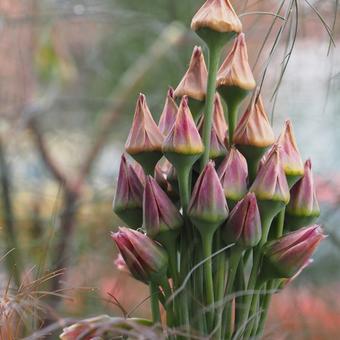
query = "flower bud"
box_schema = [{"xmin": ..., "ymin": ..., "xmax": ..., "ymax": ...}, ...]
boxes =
[
  {"xmin": 198, "ymin": 116, "xmax": 228, "ymax": 161},
  {"xmin": 113, "ymin": 155, "xmax": 144, "ymax": 228},
  {"xmin": 285, "ymin": 160, "xmax": 320, "ymax": 230},
  {"xmin": 277, "ymin": 120, "xmax": 304, "ymax": 187},
  {"xmin": 213, "ymin": 93, "xmax": 228, "ymax": 144},
  {"xmin": 174, "ymin": 46, "xmax": 208, "ymax": 118},
  {"xmin": 143, "ymin": 176, "xmax": 183, "ymax": 240},
  {"xmin": 217, "ymin": 33, "xmax": 256, "ymax": 103},
  {"xmin": 163, "ymin": 96, "xmax": 204, "ymax": 170},
  {"xmin": 60, "ymin": 315, "xmax": 112, "ymax": 340},
  {"xmin": 250, "ymin": 145, "xmax": 290, "ymax": 207},
  {"xmin": 222, "ymin": 192, "xmax": 261, "ymax": 248},
  {"xmin": 125, "ymin": 94, "xmax": 164, "ymax": 174},
  {"xmin": 191, "ymin": 0, "xmax": 242, "ymax": 46},
  {"xmin": 234, "ymin": 95, "xmax": 275, "ymax": 181},
  {"xmin": 217, "ymin": 146, "xmax": 248, "ymax": 205},
  {"xmin": 111, "ymin": 227, "xmax": 168, "ymax": 283},
  {"xmin": 262, "ymin": 225, "xmax": 325, "ymax": 279},
  {"xmin": 188, "ymin": 161, "xmax": 229, "ymax": 234},
  {"xmin": 158, "ymin": 87, "xmax": 178, "ymax": 136},
  {"xmin": 114, "ymin": 253, "xmax": 130, "ymax": 274}
]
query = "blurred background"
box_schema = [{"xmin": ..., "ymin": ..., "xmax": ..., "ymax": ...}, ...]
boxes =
[{"xmin": 0, "ymin": 0, "xmax": 339, "ymax": 339}]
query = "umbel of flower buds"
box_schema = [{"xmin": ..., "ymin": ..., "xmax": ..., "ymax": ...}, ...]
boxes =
[
  {"xmin": 111, "ymin": 227, "xmax": 168, "ymax": 284},
  {"xmin": 218, "ymin": 147, "xmax": 248, "ymax": 207},
  {"xmin": 250, "ymin": 145, "xmax": 290, "ymax": 217},
  {"xmin": 143, "ymin": 176, "xmax": 183, "ymax": 242},
  {"xmin": 223, "ymin": 193, "xmax": 261, "ymax": 248},
  {"xmin": 113, "ymin": 155, "xmax": 145, "ymax": 228},
  {"xmin": 191, "ymin": 0, "xmax": 242, "ymax": 47},
  {"xmin": 158, "ymin": 87, "xmax": 178, "ymax": 136},
  {"xmin": 234, "ymin": 95, "xmax": 275, "ymax": 180},
  {"xmin": 163, "ymin": 96, "xmax": 204, "ymax": 171},
  {"xmin": 174, "ymin": 46, "xmax": 208, "ymax": 118},
  {"xmin": 188, "ymin": 161, "xmax": 229, "ymax": 236},
  {"xmin": 276, "ymin": 120, "xmax": 304, "ymax": 187},
  {"xmin": 262, "ymin": 225, "xmax": 325, "ymax": 279},
  {"xmin": 217, "ymin": 33, "xmax": 256, "ymax": 114},
  {"xmin": 125, "ymin": 94, "xmax": 164, "ymax": 174},
  {"xmin": 285, "ymin": 160, "xmax": 320, "ymax": 230}
]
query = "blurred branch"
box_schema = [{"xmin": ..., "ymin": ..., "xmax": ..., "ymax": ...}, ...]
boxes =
[{"xmin": 0, "ymin": 138, "xmax": 22, "ymax": 287}]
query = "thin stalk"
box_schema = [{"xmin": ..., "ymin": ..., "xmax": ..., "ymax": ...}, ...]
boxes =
[
  {"xmin": 227, "ymin": 102, "xmax": 239, "ymax": 144},
  {"xmin": 201, "ymin": 231, "xmax": 215, "ymax": 330},
  {"xmin": 235, "ymin": 257, "xmax": 246, "ymax": 331},
  {"xmin": 150, "ymin": 282, "xmax": 161, "ymax": 324},
  {"xmin": 177, "ymin": 165, "xmax": 191, "ymax": 218},
  {"xmin": 200, "ymin": 44, "xmax": 222, "ymax": 170},
  {"xmin": 161, "ymin": 277, "xmax": 175, "ymax": 327},
  {"xmin": 225, "ymin": 247, "xmax": 242, "ymax": 340}
]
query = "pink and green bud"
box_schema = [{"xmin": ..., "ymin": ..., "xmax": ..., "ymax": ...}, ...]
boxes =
[
  {"xmin": 191, "ymin": 0, "xmax": 242, "ymax": 33},
  {"xmin": 262, "ymin": 225, "xmax": 325, "ymax": 279},
  {"xmin": 277, "ymin": 120, "xmax": 304, "ymax": 187},
  {"xmin": 111, "ymin": 227, "xmax": 168, "ymax": 283},
  {"xmin": 198, "ymin": 116, "xmax": 228, "ymax": 161},
  {"xmin": 222, "ymin": 193, "xmax": 261, "ymax": 248},
  {"xmin": 113, "ymin": 155, "xmax": 144, "ymax": 228},
  {"xmin": 125, "ymin": 94, "xmax": 164, "ymax": 174},
  {"xmin": 163, "ymin": 96, "xmax": 204, "ymax": 171},
  {"xmin": 188, "ymin": 161, "xmax": 229, "ymax": 234},
  {"xmin": 60, "ymin": 315, "xmax": 112, "ymax": 340},
  {"xmin": 114, "ymin": 253, "xmax": 130, "ymax": 274},
  {"xmin": 143, "ymin": 176, "xmax": 183, "ymax": 240},
  {"xmin": 213, "ymin": 93, "xmax": 229, "ymax": 144},
  {"xmin": 285, "ymin": 159, "xmax": 320, "ymax": 230},
  {"xmin": 250, "ymin": 145, "xmax": 290, "ymax": 204},
  {"xmin": 218, "ymin": 147, "xmax": 248, "ymax": 206},
  {"xmin": 217, "ymin": 33, "xmax": 256, "ymax": 104},
  {"xmin": 158, "ymin": 87, "xmax": 178, "ymax": 136},
  {"xmin": 154, "ymin": 158, "xmax": 178, "ymax": 196},
  {"xmin": 174, "ymin": 46, "xmax": 208, "ymax": 117}
]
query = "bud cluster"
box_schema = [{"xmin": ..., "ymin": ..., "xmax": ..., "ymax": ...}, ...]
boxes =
[{"xmin": 104, "ymin": 1, "xmax": 324, "ymax": 339}]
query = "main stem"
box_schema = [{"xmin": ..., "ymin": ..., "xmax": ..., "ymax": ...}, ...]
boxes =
[
  {"xmin": 200, "ymin": 44, "xmax": 222, "ymax": 170},
  {"xmin": 150, "ymin": 282, "xmax": 161, "ymax": 324},
  {"xmin": 228, "ymin": 103, "xmax": 239, "ymax": 145}
]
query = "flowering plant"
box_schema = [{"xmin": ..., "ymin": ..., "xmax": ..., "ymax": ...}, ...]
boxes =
[{"xmin": 62, "ymin": 1, "xmax": 325, "ymax": 339}]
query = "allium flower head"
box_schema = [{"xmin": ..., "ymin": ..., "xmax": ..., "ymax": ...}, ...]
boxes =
[
  {"xmin": 174, "ymin": 46, "xmax": 208, "ymax": 102},
  {"xmin": 250, "ymin": 145, "xmax": 290, "ymax": 204},
  {"xmin": 113, "ymin": 154, "xmax": 145, "ymax": 228},
  {"xmin": 111, "ymin": 227, "xmax": 168, "ymax": 283},
  {"xmin": 223, "ymin": 192, "xmax": 261, "ymax": 248},
  {"xmin": 158, "ymin": 87, "xmax": 178, "ymax": 136},
  {"xmin": 218, "ymin": 147, "xmax": 248, "ymax": 202},
  {"xmin": 263, "ymin": 225, "xmax": 325, "ymax": 278},
  {"xmin": 188, "ymin": 161, "xmax": 229, "ymax": 228},
  {"xmin": 233, "ymin": 95, "xmax": 275, "ymax": 148},
  {"xmin": 143, "ymin": 176, "xmax": 183, "ymax": 239},
  {"xmin": 217, "ymin": 33, "xmax": 256, "ymax": 91},
  {"xmin": 191, "ymin": 0, "xmax": 242, "ymax": 34}
]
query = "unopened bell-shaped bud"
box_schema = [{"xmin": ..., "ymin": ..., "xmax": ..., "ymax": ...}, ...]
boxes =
[
  {"xmin": 262, "ymin": 225, "xmax": 325, "ymax": 279},
  {"xmin": 217, "ymin": 33, "xmax": 256, "ymax": 105},
  {"xmin": 222, "ymin": 192, "xmax": 261, "ymax": 248},
  {"xmin": 158, "ymin": 87, "xmax": 178, "ymax": 136},
  {"xmin": 285, "ymin": 160, "xmax": 320, "ymax": 230},
  {"xmin": 218, "ymin": 146, "xmax": 248, "ymax": 206},
  {"xmin": 188, "ymin": 161, "xmax": 229, "ymax": 235},
  {"xmin": 276, "ymin": 120, "xmax": 304, "ymax": 187},
  {"xmin": 143, "ymin": 176, "xmax": 183, "ymax": 242},
  {"xmin": 191, "ymin": 0, "xmax": 242, "ymax": 47},
  {"xmin": 213, "ymin": 93, "xmax": 229, "ymax": 144},
  {"xmin": 174, "ymin": 46, "xmax": 208, "ymax": 118},
  {"xmin": 125, "ymin": 94, "xmax": 164, "ymax": 174},
  {"xmin": 250, "ymin": 145, "xmax": 290, "ymax": 216},
  {"xmin": 163, "ymin": 96, "xmax": 204, "ymax": 171},
  {"xmin": 111, "ymin": 227, "xmax": 168, "ymax": 283},
  {"xmin": 113, "ymin": 155, "xmax": 145, "ymax": 228}
]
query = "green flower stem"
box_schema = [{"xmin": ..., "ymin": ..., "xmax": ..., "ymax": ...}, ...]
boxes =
[
  {"xmin": 160, "ymin": 276, "xmax": 175, "ymax": 327},
  {"xmin": 238, "ymin": 212, "xmax": 274, "ymax": 337},
  {"xmin": 177, "ymin": 165, "xmax": 191, "ymax": 219},
  {"xmin": 201, "ymin": 231, "xmax": 215, "ymax": 331},
  {"xmin": 227, "ymin": 102, "xmax": 239, "ymax": 145},
  {"xmin": 225, "ymin": 246, "xmax": 243, "ymax": 340},
  {"xmin": 200, "ymin": 44, "xmax": 223, "ymax": 170},
  {"xmin": 235, "ymin": 257, "xmax": 246, "ymax": 331},
  {"xmin": 150, "ymin": 282, "xmax": 161, "ymax": 324}
]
